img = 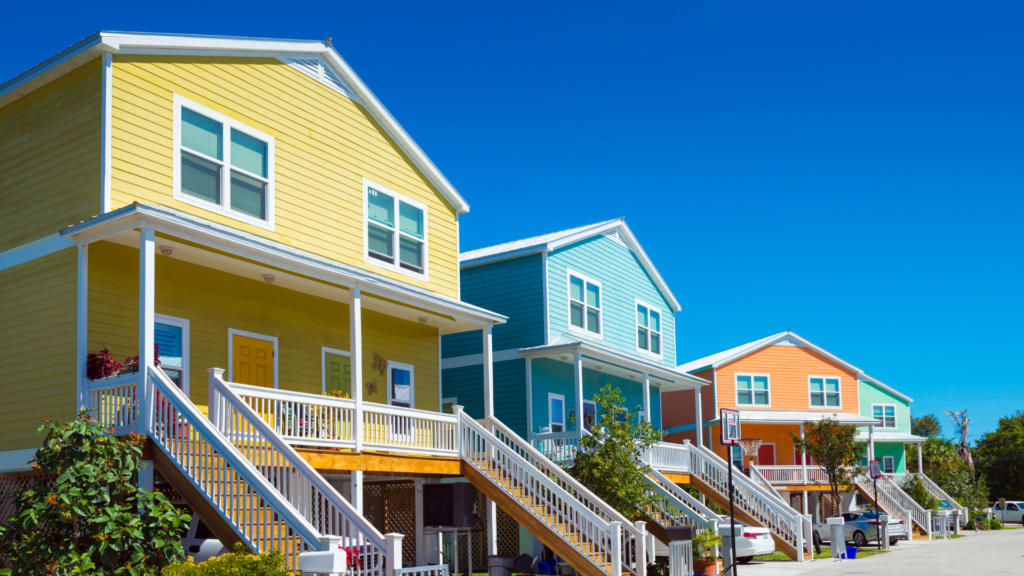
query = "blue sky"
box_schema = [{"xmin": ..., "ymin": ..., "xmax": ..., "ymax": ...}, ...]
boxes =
[{"xmin": 5, "ymin": 1, "xmax": 1021, "ymax": 441}]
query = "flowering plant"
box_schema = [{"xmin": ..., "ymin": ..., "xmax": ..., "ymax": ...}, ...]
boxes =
[
  {"xmin": 86, "ymin": 348, "xmax": 123, "ymax": 380},
  {"xmin": 124, "ymin": 343, "xmax": 162, "ymax": 372}
]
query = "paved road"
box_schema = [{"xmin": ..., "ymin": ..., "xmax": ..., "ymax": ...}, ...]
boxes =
[{"xmin": 736, "ymin": 530, "xmax": 1023, "ymax": 575}]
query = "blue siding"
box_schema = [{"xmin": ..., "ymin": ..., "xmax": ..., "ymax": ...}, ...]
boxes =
[
  {"xmin": 442, "ymin": 254, "xmax": 546, "ymax": 358},
  {"xmin": 546, "ymin": 234, "xmax": 676, "ymax": 367},
  {"xmin": 441, "ymin": 359, "xmax": 529, "ymax": 438},
  {"xmin": 529, "ymin": 358, "xmax": 664, "ymax": 436}
]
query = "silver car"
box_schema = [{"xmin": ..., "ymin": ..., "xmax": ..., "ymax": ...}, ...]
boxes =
[{"xmin": 814, "ymin": 512, "xmax": 907, "ymax": 547}]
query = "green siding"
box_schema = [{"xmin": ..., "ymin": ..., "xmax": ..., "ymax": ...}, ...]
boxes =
[{"xmin": 858, "ymin": 379, "xmax": 911, "ymax": 434}]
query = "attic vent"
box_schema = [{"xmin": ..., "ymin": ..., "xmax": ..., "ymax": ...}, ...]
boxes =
[
  {"xmin": 279, "ymin": 56, "xmax": 362, "ymax": 104},
  {"xmin": 602, "ymin": 229, "xmax": 628, "ymax": 248}
]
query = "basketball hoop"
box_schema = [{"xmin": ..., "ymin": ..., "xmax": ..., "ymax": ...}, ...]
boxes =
[{"xmin": 738, "ymin": 438, "xmax": 763, "ymax": 457}]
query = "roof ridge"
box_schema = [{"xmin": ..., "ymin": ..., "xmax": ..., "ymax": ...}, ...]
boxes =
[{"xmin": 459, "ymin": 218, "xmax": 620, "ymax": 258}]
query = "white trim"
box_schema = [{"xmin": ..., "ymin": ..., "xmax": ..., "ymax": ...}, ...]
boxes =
[
  {"xmin": 871, "ymin": 403, "xmax": 898, "ymax": 429},
  {"xmin": 525, "ymin": 357, "xmax": 534, "ymax": 440},
  {"xmin": 386, "ymin": 360, "xmax": 415, "ymax": 408},
  {"xmin": 76, "ymin": 244, "xmax": 88, "ymax": 408},
  {"xmin": 541, "ymin": 251, "xmax": 550, "ymax": 345},
  {"xmin": 859, "ymin": 373, "xmax": 914, "ymax": 403},
  {"xmin": 172, "ymin": 94, "xmax": 276, "ymax": 231},
  {"xmin": 362, "ymin": 178, "xmax": 429, "ymax": 282},
  {"xmin": 227, "ymin": 328, "xmax": 279, "ymax": 388},
  {"xmin": 438, "ymin": 330, "xmax": 443, "ymax": 412},
  {"xmin": 582, "ymin": 399, "xmax": 597, "ymax": 431},
  {"xmin": 756, "ymin": 442, "xmax": 776, "ymax": 465},
  {"xmin": 0, "ymin": 448, "xmax": 39, "ymax": 473},
  {"xmin": 321, "ymin": 346, "xmax": 352, "ymax": 395},
  {"xmin": 440, "ymin": 348, "xmax": 521, "ymax": 369},
  {"xmin": 456, "ymin": 217, "xmax": 461, "ymax": 300},
  {"xmin": 100, "ymin": 53, "xmax": 112, "ymax": 214},
  {"xmin": 882, "ymin": 455, "xmax": 895, "ymax": 475},
  {"xmin": 735, "ymin": 373, "xmax": 771, "ymax": 408},
  {"xmin": 634, "ymin": 298, "xmax": 664, "ymax": 359},
  {"xmin": 154, "ymin": 313, "xmax": 191, "ymax": 395},
  {"xmin": 807, "ymin": 375, "xmax": 843, "ymax": 410},
  {"xmin": 548, "ymin": 392, "xmax": 566, "ymax": 433},
  {"xmin": 0, "ymin": 233, "xmax": 76, "ymax": 271},
  {"xmin": 441, "ymin": 396, "xmax": 457, "ymax": 414},
  {"xmin": 565, "ymin": 269, "xmax": 603, "ymax": 338}
]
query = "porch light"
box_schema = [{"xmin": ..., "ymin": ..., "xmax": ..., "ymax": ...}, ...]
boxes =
[
  {"xmin": 160, "ymin": 246, "xmax": 173, "ymax": 256},
  {"xmin": 418, "ymin": 317, "xmax": 428, "ymax": 324},
  {"xmin": 263, "ymin": 274, "xmax": 275, "ymax": 283},
  {"xmin": 596, "ymin": 364, "xmax": 603, "ymax": 371},
  {"xmin": 561, "ymin": 355, "xmax": 568, "ymax": 361}
]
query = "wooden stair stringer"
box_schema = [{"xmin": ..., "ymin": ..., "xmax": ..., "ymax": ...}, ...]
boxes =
[
  {"xmin": 689, "ymin": 474, "xmax": 811, "ymax": 561},
  {"xmin": 463, "ymin": 463, "xmax": 613, "ymax": 576}
]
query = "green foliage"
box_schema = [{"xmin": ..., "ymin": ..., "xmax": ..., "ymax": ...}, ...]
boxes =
[
  {"xmin": 565, "ymin": 385, "xmax": 663, "ymax": 520},
  {"xmin": 899, "ymin": 476, "xmax": 941, "ymax": 510},
  {"xmin": 975, "ymin": 410, "xmax": 1024, "ymax": 500},
  {"xmin": 911, "ymin": 414, "xmax": 942, "ymax": 438},
  {"xmin": 0, "ymin": 408, "xmax": 190, "ymax": 575},
  {"xmin": 645, "ymin": 556, "xmax": 668, "ymax": 576},
  {"xmin": 989, "ymin": 519, "xmax": 1003, "ymax": 530},
  {"xmin": 691, "ymin": 529, "xmax": 722, "ymax": 560},
  {"xmin": 162, "ymin": 543, "xmax": 296, "ymax": 575},
  {"xmin": 790, "ymin": 418, "xmax": 866, "ymax": 512}
]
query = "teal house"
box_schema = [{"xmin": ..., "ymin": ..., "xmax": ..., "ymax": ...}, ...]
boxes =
[
  {"xmin": 856, "ymin": 375, "xmax": 920, "ymax": 476},
  {"xmin": 441, "ymin": 220, "xmax": 705, "ymax": 444}
]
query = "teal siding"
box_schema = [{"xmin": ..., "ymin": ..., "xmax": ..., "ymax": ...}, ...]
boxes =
[
  {"xmin": 858, "ymin": 380, "xmax": 911, "ymax": 434},
  {"xmin": 442, "ymin": 254, "xmax": 546, "ymax": 358},
  {"xmin": 441, "ymin": 359, "xmax": 529, "ymax": 437},
  {"xmin": 546, "ymin": 234, "xmax": 676, "ymax": 367},
  {"xmin": 860, "ymin": 443, "xmax": 907, "ymax": 474}
]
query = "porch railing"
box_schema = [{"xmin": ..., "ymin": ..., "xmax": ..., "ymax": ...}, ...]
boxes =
[
  {"xmin": 753, "ymin": 465, "xmax": 841, "ymax": 485},
  {"xmin": 647, "ymin": 442, "xmax": 691, "ymax": 473},
  {"xmin": 87, "ymin": 374, "xmax": 141, "ymax": 434},
  {"xmin": 532, "ymin": 430, "xmax": 581, "ymax": 464},
  {"xmin": 912, "ymin": 472, "xmax": 966, "ymax": 515},
  {"xmin": 226, "ymin": 382, "xmax": 458, "ymax": 456}
]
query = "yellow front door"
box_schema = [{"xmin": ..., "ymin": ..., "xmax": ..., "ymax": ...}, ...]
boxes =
[{"xmin": 233, "ymin": 335, "xmax": 274, "ymax": 387}]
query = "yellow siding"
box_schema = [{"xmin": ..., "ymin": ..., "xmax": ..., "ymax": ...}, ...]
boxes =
[
  {"xmin": 0, "ymin": 248, "xmax": 78, "ymax": 451},
  {"xmin": 108, "ymin": 54, "xmax": 459, "ymax": 298},
  {"xmin": 0, "ymin": 58, "xmax": 102, "ymax": 252},
  {"xmin": 88, "ymin": 241, "xmax": 439, "ymax": 412}
]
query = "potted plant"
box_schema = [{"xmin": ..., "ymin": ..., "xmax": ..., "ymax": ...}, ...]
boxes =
[
  {"xmin": 691, "ymin": 529, "xmax": 723, "ymax": 575},
  {"xmin": 121, "ymin": 343, "xmax": 161, "ymax": 375},
  {"xmin": 86, "ymin": 348, "xmax": 123, "ymax": 380}
]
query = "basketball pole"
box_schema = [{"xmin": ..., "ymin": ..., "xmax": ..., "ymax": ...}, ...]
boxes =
[{"xmin": 727, "ymin": 450, "xmax": 738, "ymax": 576}]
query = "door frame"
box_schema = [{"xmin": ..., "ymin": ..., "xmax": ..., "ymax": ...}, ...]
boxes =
[
  {"xmin": 228, "ymin": 328, "xmax": 278, "ymax": 388},
  {"xmin": 321, "ymin": 346, "xmax": 352, "ymax": 394},
  {"xmin": 757, "ymin": 442, "xmax": 776, "ymax": 466},
  {"xmin": 155, "ymin": 313, "xmax": 190, "ymax": 395},
  {"xmin": 582, "ymin": 399, "xmax": 597, "ymax": 431}
]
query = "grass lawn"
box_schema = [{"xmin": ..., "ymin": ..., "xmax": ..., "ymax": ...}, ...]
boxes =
[{"xmin": 754, "ymin": 546, "xmax": 891, "ymax": 562}]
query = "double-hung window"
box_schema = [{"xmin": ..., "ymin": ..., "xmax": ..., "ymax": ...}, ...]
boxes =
[
  {"xmin": 736, "ymin": 374, "xmax": 770, "ymax": 406},
  {"xmin": 809, "ymin": 376, "xmax": 841, "ymax": 407},
  {"xmin": 873, "ymin": 405, "xmax": 897, "ymax": 428},
  {"xmin": 174, "ymin": 95, "xmax": 274, "ymax": 229},
  {"xmin": 568, "ymin": 272, "xmax": 601, "ymax": 335},
  {"xmin": 364, "ymin": 179, "xmax": 428, "ymax": 278},
  {"xmin": 882, "ymin": 456, "xmax": 895, "ymax": 474},
  {"xmin": 636, "ymin": 300, "xmax": 662, "ymax": 355},
  {"xmin": 154, "ymin": 314, "xmax": 189, "ymax": 394}
]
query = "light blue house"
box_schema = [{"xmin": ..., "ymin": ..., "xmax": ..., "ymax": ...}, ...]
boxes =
[{"xmin": 442, "ymin": 219, "xmax": 705, "ymax": 445}]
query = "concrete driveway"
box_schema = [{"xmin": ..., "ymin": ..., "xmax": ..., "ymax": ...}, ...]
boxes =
[{"xmin": 735, "ymin": 529, "xmax": 1023, "ymax": 575}]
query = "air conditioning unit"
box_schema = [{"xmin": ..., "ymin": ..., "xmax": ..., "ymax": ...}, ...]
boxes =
[{"xmin": 424, "ymin": 483, "xmax": 478, "ymax": 528}]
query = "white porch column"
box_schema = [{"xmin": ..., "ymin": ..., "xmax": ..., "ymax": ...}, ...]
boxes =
[
  {"xmin": 868, "ymin": 424, "xmax": 875, "ymax": 463},
  {"xmin": 76, "ymin": 244, "xmax": 89, "ymax": 409},
  {"xmin": 573, "ymin": 352, "xmax": 584, "ymax": 439},
  {"xmin": 385, "ymin": 533, "xmax": 404, "ymax": 573},
  {"xmin": 917, "ymin": 442, "xmax": 924, "ymax": 474},
  {"xmin": 350, "ymin": 286, "xmax": 363, "ymax": 452},
  {"xmin": 642, "ymin": 372, "xmax": 651, "ymax": 423},
  {"xmin": 414, "ymin": 479, "xmax": 425, "ymax": 566},
  {"xmin": 138, "ymin": 227, "xmax": 155, "ymax": 434},
  {"xmin": 694, "ymin": 386, "xmax": 703, "ymax": 448},
  {"xmin": 525, "ymin": 357, "xmax": 534, "ymax": 441},
  {"xmin": 487, "ymin": 498, "xmax": 498, "ymax": 555},
  {"xmin": 351, "ymin": 470, "xmax": 363, "ymax": 514},
  {"xmin": 482, "ymin": 325, "xmax": 494, "ymax": 418},
  {"xmin": 800, "ymin": 423, "xmax": 807, "ymax": 483}
]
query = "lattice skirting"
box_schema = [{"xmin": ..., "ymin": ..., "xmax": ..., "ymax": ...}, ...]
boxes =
[
  {"xmin": 0, "ymin": 472, "xmax": 54, "ymax": 526},
  {"xmin": 365, "ymin": 480, "xmax": 418, "ymax": 566},
  {"xmin": 451, "ymin": 490, "xmax": 519, "ymax": 573},
  {"xmin": 818, "ymin": 492, "xmax": 841, "ymax": 523}
]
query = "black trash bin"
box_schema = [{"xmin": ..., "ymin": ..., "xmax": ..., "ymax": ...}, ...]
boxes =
[{"xmin": 489, "ymin": 554, "xmax": 514, "ymax": 576}]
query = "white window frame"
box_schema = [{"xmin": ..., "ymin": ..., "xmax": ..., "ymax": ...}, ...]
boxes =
[
  {"xmin": 386, "ymin": 360, "xmax": 416, "ymax": 408},
  {"xmin": 362, "ymin": 178, "xmax": 430, "ymax": 281},
  {"xmin": 882, "ymin": 455, "xmax": 895, "ymax": 475},
  {"xmin": 566, "ymin": 269, "xmax": 603, "ymax": 338},
  {"xmin": 441, "ymin": 397, "xmax": 457, "ymax": 414},
  {"xmin": 808, "ymin": 375, "xmax": 843, "ymax": 409},
  {"xmin": 320, "ymin": 346, "xmax": 352, "ymax": 395},
  {"xmin": 634, "ymin": 298, "xmax": 663, "ymax": 358},
  {"xmin": 548, "ymin": 393, "xmax": 566, "ymax": 432},
  {"xmin": 154, "ymin": 314, "xmax": 190, "ymax": 395},
  {"xmin": 172, "ymin": 94, "xmax": 276, "ymax": 231},
  {"xmin": 227, "ymin": 328, "xmax": 279, "ymax": 389},
  {"xmin": 735, "ymin": 373, "xmax": 771, "ymax": 407},
  {"xmin": 872, "ymin": 403, "xmax": 898, "ymax": 429}
]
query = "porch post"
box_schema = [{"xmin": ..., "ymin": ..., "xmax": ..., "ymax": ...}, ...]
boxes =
[
  {"xmin": 694, "ymin": 386, "xmax": 703, "ymax": 448},
  {"xmin": 76, "ymin": 244, "xmax": 88, "ymax": 410},
  {"xmin": 800, "ymin": 423, "xmax": 807, "ymax": 484},
  {"xmin": 349, "ymin": 285, "xmax": 364, "ymax": 514},
  {"xmin": 573, "ymin": 352, "xmax": 584, "ymax": 440},
  {"xmin": 414, "ymin": 479, "xmax": 425, "ymax": 566},
  {"xmin": 917, "ymin": 441, "xmax": 923, "ymax": 474},
  {"xmin": 868, "ymin": 424, "xmax": 875, "ymax": 463},
  {"xmin": 482, "ymin": 325, "xmax": 494, "ymax": 418},
  {"xmin": 642, "ymin": 371, "xmax": 651, "ymax": 423},
  {"xmin": 138, "ymin": 227, "xmax": 155, "ymax": 435},
  {"xmin": 525, "ymin": 357, "xmax": 534, "ymax": 441}
]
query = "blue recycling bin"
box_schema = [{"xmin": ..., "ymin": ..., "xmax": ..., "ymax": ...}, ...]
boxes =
[
  {"xmin": 537, "ymin": 560, "xmax": 557, "ymax": 575},
  {"xmin": 845, "ymin": 546, "xmax": 858, "ymax": 560}
]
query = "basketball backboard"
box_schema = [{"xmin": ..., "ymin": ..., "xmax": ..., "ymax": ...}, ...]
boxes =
[
  {"xmin": 869, "ymin": 460, "xmax": 882, "ymax": 479},
  {"xmin": 721, "ymin": 408, "xmax": 740, "ymax": 446}
]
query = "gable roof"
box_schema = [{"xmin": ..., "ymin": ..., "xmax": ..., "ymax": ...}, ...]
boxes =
[
  {"xmin": 460, "ymin": 218, "xmax": 681, "ymax": 312},
  {"xmin": 0, "ymin": 31, "xmax": 470, "ymax": 214},
  {"xmin": 677, "ymin": 329, "xmax": 915, "ymax": 403}
]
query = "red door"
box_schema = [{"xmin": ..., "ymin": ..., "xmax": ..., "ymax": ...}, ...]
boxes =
[{"xmin": 757, "ymin": 444, "xmax": 776, "ymax": 466}]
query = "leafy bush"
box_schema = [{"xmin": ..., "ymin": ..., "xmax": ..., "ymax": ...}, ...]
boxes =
[
  {"xmin": 899, "ymin": 476, "xmax": 941, "ymax": 510},
  {"xmin": 989, "ymin": 519, "xmax": 1003, "ymax": 530},
  {"xmin": 646, "ymin": 556, "xmax": 668, "ymax": 576},
  {"xmin": 161, "ymin": 543, "xmax": 297, "ymax": 575},
  {"xmin": 0, "ymin": 408, "xmax": 190, "ymax": 575}
]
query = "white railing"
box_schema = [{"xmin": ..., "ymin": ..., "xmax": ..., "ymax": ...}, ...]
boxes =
[
  {"xmin": 644, "ymin": 468, "xmax": 721, "ymax": 534},
  {"xmin": 208, "ymin": 370, "xmax": 389, "ymax": 575},
  {"xmin": 147, "ymin": 367, "xmax": 325, "ymax": 567},
  {"xmin": 87, "ymin": 374, "xmax": 140, "ymax": 433},
  {"xmin": 533, "ymin": 430, "xmax": 581, "ymax": 464},
  {"xmin": 647, "ymin": 442, "xmax": 690, "ymax": 473},
  {"xmin": 748, "ymin": 466, "xmax": 787, "ymax": 505},
  {"xmin": 486, "ymin": 417, "xmax": 645, "ymax": 575},
  {"xmin": 855, "ymin": 474, "xmax": 912, "ymax": 531},
  {"xmin": 458, "ymin": 411, "xmax": 624, "ymax": 576},
  {"xmin": 687, "ymin": 443, "xmax": 810, "ymax": 559},
  {"xmin": 227, "ymin": 382, "xmax": 458, "ymax": 456},
  {"xmin": 913, "ymin": 473, "xmax": 966, "ymax": 515},
  {"xmin": 753, "ymin": 465, "xmax": 838, "ymax": 485},
  {"xmin": 668, "ymin": 541, "xmax": 693, "ymax": 576},
  {"xmin": 874, "ymin": 475, "xmax": 930, "ymax": 536}
]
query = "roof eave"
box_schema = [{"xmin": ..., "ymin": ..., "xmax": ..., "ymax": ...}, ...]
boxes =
[{"xmin": 518, "ymin": 340, "xmax": 709, "ymax": 388}]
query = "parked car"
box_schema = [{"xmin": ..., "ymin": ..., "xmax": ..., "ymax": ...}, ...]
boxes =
[
  {"xmin": 992, "ymin": 501, "xmax": 1024, "ymax": 525},
  {"xmin": 813, "ymin": 512, "xmax": 906, "ymax": 547},
  {"xmin": 652, "ymin": 521, "xmax": 774, "ymax": 564},
  {"xmin": 175, "ymin": 504, "xmax": 228, "ymax": 562}
]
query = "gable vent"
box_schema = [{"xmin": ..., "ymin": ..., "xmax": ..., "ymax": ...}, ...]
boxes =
[
  {"xmin": 279, "ymin": 56, "xmax": 362, "ymax": 104},
  {"xmin": 602, "ymin": 229, "xmax": 628, "ymax": 248}
]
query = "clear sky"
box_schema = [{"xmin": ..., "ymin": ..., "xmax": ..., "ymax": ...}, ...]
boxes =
[{"xmin": 5, "ymin": 1, "xmax": 1021, "ymax": 441}]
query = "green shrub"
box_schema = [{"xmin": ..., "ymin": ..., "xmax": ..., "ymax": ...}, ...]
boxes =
[
  {"xmin": 646, "ymin": 556, "xmax": 668, "ymax": 576},
  {"xmin": 161, "ymin": 543, "xmax": 297, "ymax": 575},
  {"xmin": 990, "ymin": 519, "xmax": 1003, "ymax": 530}
]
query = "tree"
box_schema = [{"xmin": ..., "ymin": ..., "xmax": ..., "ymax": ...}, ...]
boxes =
[
  {"xmin": 975, "ymin": 410, "xmax": 1024, "ymax": 500},
  {"xmin": 907, "ymin": 436, "xmax": 959, "ymax": 474},
  {"xmin": 946, "ymin": 410, "xmax": 975, "ymax": 478},
  {"xmin": 899, "ymin": 475, "xmax": 940, "ymax": 510},
  {"xmin": 0, "ymin": 408, "xmax": 190, "ymax": 575},
  {"xmin": 911, "ymin": 414, "xmax": 942, "ymax": 438},
  {"xmin": 790, "ymin": 418, "xmax": 866, "ymax": 515},
  {"xmin": 566, "ymin": 385, "xmax": 664, "ymax": 520}
]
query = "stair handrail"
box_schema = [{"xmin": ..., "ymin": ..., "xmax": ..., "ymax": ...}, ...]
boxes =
[
  {"xmin": 208, "ymin": 370, "xmax": 388, "ymax": 551},
  {"xmin": 748, "ymin": 465, "xmax": 787, "ymax": 505},
  {"xmin": 147, "ymin": 367, "xmax": 323, "ymax": 549},
  {"xmin": 855, "ymin": 473, "xmax": 911, "ymax": 528},
  {"xmin": 644, "ymin": 468, "xmax": 721, "ymax": 531},
  {"xmin": 913, "ymin": 472, "xmax": 965, "ymax": 513},
  {"xmin": 877, "ymin": 475, "xmax": 930, "ymax": 533}
]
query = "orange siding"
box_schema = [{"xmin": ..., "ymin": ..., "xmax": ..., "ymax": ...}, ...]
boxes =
[
  {"xmin": 736, "ymin": 424, "xmax": 801, "ymax": 466},
  {"xmin": 662, "ymin": 368, "xmax": 716, "ymax": 429}
]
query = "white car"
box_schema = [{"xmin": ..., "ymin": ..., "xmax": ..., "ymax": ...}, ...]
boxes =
[
  {"xmin": 175, "ymin": 505, "xmax": 228, "ymax": 562},
  {"xmin": 652, "ymin": 522, "xmax": 774, "ymax": 564},
  {"xmin": 814, "ymin": 512, "xmax": 907, "ymax": 547},
  {"xmin": 993, "ymin": 501, "xmax": 1024, "ymax": 525}
]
